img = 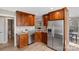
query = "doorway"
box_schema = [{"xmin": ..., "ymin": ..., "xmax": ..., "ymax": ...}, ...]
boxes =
[
  {"xmin": 8, "ymin": 19, "xmax": 14, "ymax": 47},
  {"xmin": 0, "ymin": 17, "xmax": 15, "ymax": 50}
]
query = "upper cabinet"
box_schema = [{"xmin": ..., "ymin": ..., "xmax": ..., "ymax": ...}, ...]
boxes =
[
  {"xmin": 16, "ymin": 11, "xmax": 35, "ymax": 26},
  {"xmin": 23, "ymin": 14, "xmax": 29, "ymax": 26},
  {"xmin": 28, "ymin": 15, "xmax": 35, "ymax": 26},
  {"xmin": 48, "ymin": 9, "xmax": 64, "ymax": 20},
  {"xmin": 42, "ymin": 14, "xmax": 48, "ymax": 26},
  {"xmin": 16, "ymin": 11, "xmax": 21, "ymax": 26},
  {"xmin": 42, "ymin": 8, "xmax": 65, "ymax": 26}
]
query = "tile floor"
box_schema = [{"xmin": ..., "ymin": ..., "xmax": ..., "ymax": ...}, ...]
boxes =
[
  {"xmin": 68, "ymin": 42, "xmax": 79, "ymax": 51},
  {"xmin": 0, "ymin": 42, "xmax": 53, "ymax": 51},
  {"xmin": 0, "ymin": 39, "xmax": 79, "ymax": 51}
]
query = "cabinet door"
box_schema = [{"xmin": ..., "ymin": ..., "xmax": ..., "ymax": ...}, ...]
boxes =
[
  {"xmin": 42, "ymin": 32, "xmax": 47, "ymax": 44},
  {"xmin": 49, "ymin": 10, "xmax": 64, "ymax": 20},
  {"xmin": 20, "ymin": 34, "xmax": 24, "ymax": 48},
  {"xmin": 24, "ymin": 14, "xmax": 35, "ymax": 26},
  {"xmin": 43, "ymin": 15, "xmax": 48, "ymax": 26},
  {"xmin": 16, "ymin": 11, "xmax": 21, "ymax": 26},
  {"xmin": 16, "ymin": 11, "xmax": 35, "ymax": 26},
  {"xmin": 35, "ymin": 32, "xmax": 42, "ymax": 42},
  {"xmin": 24, "ymin": 34, "xmax": 28, "ymax": 46},
  {"xmin": 44, "ymin": 33, "xmax": 47, "ymax": 44},
  {"xmin": 21, "ymin": 13, "xmax": 25, "ymax": 26},
  {"xmin": 28, "ymin": 15, "xmax": 35, "ymax": 26},
  {"xmin": 24, "ymin": 15, "xmax": 29, "ymax": 26},
  {"xmin": 19, "ymin": 33, "xmax": 28, "ymax": 48},
  {"xmin": 42, "ymin": 32, "xmax": 44, "ymax": 43},
  {"xmin": 16, "ymin": 12, "xmax": 26, "ymax": 26},
  {"xmin": 28, "ymin": 15, "xmax": 32, "ymax": 26},
  {"xmin": 22, "ymin": 14, "xmax": 26, "ymax": 26},
  {"xmin": 21, "ymin": 13, "xmax": 30, "ymax": 26},
  {"xmin": 54, "ymin": 10, "xmax": 64, "ymax": 20},
  {"xmin": 30, "ymin": 15, "xmax": 35, "ymax": 26},
  {"xmin": 49, "ymin": 12, "xmax": 55, "ymax": 20}
]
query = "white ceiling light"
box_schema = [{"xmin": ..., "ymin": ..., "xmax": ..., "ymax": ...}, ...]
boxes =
[{"xmin": 50, "ymin": 8, "xmax": 53, "ymax": 10}]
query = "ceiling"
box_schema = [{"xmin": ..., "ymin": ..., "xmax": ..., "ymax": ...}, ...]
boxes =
[
  {"xmin": 0, "ymin": 7, "xmax": 79, "ymax": 17},
  {"xmin": 0, "ymin": 7, "xmax": 62, "ymax": 16},
  {"xmin": 68, "ymin": 7, "xmax": 79, "ymax": 17}
]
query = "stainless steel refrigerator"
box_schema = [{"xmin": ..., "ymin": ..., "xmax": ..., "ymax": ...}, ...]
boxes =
[{"xmin": 47, "ymin": 20, "xmax": 64, "ymax": 51}]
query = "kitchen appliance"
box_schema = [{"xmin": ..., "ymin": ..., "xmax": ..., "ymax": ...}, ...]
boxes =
[
  {"xmin": 47, "ymin": 20, "xmax": 64, "ymax": 51},
  {"xmin": 16, "ymin": 26, "xmax": 35, "ymax": 45},
  {"xmin": 28, "ymin": 30, "xmax": 35, "ymax": 44}
]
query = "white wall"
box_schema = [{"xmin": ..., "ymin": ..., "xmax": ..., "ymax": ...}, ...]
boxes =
[
  {"xmin": 0, "ymin": 8, "xmax": 15, "ymax": 17},
  {"xmin": 0, "ymin": 17, "xmax": 8, "ymax": 44},
  {"xmin": 0, "ymin": 17, "xmax": 14, "ymax": 44},
  {"xmin": 0, "ymin": 17, "xmax": 5, "ymax": 43},
  {"xmin": 68, "ymin": 7, "xmax": 79, "ymax": 17},
  {"xmin": 0, "ymin": 9, "xmax": 16, "ymax": 46},
  {"xmin": 16, "ymin": 26, "xmax": 35, "ymax": 34}
]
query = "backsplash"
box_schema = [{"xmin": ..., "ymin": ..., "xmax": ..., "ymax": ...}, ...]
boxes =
[{"xmin": 16, "ymin": 26, "xmax": 35, "ymax": 34}]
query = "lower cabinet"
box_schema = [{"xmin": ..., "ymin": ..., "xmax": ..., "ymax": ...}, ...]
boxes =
[
  {"xmin": 34, "ymin": 31, "xmax": 42, "ymax": 42},
  {"xmin": 16, "ymin": 33, "xmax": 28, "ymax": 48},
  {"xmin": 42, "ymin": 32, "xmax": 47, "ymax": 44},
  {"xmin": 34, "ymin": 31, "xmax": 47, "ymax": 44}
]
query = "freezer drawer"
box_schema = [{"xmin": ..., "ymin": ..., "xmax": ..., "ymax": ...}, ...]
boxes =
[
  {"xmin": 47, "ymin": 37, "xmax": 53, "ymax": 48},
  {"xmin": 52, "ymin": 37, "xmax": 64, "ymax": 51}
]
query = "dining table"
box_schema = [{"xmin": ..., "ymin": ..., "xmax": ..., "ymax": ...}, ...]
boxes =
[{"xmin": 70, "ymin": 32, "xmax": 78, "ymax": 43}]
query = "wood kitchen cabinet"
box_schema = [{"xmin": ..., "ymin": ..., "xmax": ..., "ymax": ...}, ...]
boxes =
[
  {"xmin": 42, "ymin": 14, "xmax": 48, "ymax": 26},
  {"xmin": 16, "ymin": 11, "xmax": 21, "ymax": 26},
  {"xmin": 34, "ymin": 31, "xmax": 42, "ymax": 42},
  {"xmin": 16, "ymin": 33, "xmax": 28, "ymax": 48},
  {"xmin": 49, "ymin": 9, "xmax": 64, "ymax": 20},
  {"xmin": 34, "ymin": 31, "xmax": 48, "ymax": 44},
  {"xmin": 30, "ymin": 15, "xmax": 35, "ymax": 26},
  {"xmin": 42, "ymin": 32, "xmax": 47, "ymax": 44},
  {"xmin": 24, "ymin": 14, "xmax": 30, "ymax": 26},
  {"xmin": 48, "ymin": 12, "xmax": 54, "ymax": 20},
  {"xmin": 28, "ymin": 15, "xmax": 35, "ymax": 26},
  {"xmin": 16, "ymin": 11, "xmax": 35, "ymax": 26},
  {"xmin": 21, "ymin": 13, "xmax": 26, "ymax": 26}
]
